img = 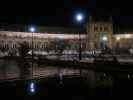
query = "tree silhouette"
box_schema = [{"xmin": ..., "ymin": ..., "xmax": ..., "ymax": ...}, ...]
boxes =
[
  {"xmin": 0, "ymin": 44, "xmax": 9, "ymax": 54},
  {"xmin": 18, "ymin": 41, "xmax": 30, "ymax": 58},
  {"xmin": 55, "ymin": 39, "xmax": 68, "ymax": 58},
  {"xmin": 47, "ymin": 40, "xmax": 68, "ymax": 56},
  {"xmin": 8, "ymin": 49, "xmax": 17, "ymax": 56}
]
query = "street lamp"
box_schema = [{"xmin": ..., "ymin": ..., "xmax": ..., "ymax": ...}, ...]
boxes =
[
  {"xmin": 102, "ymin": 36, "xmax": 108, "ymax": 51},
  {"xmin": 116, "ymin": 37, "xmax": 120, "ymax": 41},
  {"xmin": 116, "ymin": 36, "xmax": 120, "ymax": 54},
  {"xmin": 76, "ymin": 14, "xmax": 83, "ymax": 22},
  {"xmin": 102, "ymin": 36, "xmax": 108, "ymax": 41},
  {"xmin": 29, "ymin": 26, "xmax": 36, "ymax": 79},
  {"xmin": 29, "ymin": 27, "xmax": 36, "ymax": 33},
  {"xmin": 76, "ymin": 13, "xmax": 84, "ymax": 61}
]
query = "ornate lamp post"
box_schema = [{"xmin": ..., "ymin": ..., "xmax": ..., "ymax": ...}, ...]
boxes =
[
  {"xmin": 29, "ymin": 26, "xmax": 36, "ymax": 79},
  {"xmin": 76, "ymin": 13, "xmax": 84, "ymax": 61}
]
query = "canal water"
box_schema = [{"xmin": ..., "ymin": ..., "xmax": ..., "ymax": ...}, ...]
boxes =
[
  {"xmin": 0, "ymin": 59, "xmax": 133, "ymax": 99},
  {"xmin": 0, "ymin": 59, "xmax": 80, "ymax": 80}
]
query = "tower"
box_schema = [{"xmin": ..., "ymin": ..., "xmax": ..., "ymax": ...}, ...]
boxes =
[
  {"xmin": 86, "ymin": 16, "xmax": 113, "ymax": 50},
  {"xmin": 86, "ymin": 16, "xmax": 95, "ymax": 50}
]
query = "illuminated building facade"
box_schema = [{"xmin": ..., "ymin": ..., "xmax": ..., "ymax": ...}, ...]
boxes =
[
  {"xmin": 0, "ymin": 17, "xmax": 133, "ymax": 55},
  {"xmin": 86, "ymin": 16, "xmax": 113, "ymax": 50},
  {"xmin": 86, "ymin": 16, "xmax": 133, "ymax": 51},
  {"xmin": 0, "ymin": 26, "xmax": 87, "ymax": 54},
  {"xmin": 113, "ymin": 33, "xmax": 133, "ymax": 49}
]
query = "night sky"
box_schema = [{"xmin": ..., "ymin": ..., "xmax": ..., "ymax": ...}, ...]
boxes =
[{"xmin": 0, "ymin": 0, "xmax": 133, "ymax": 29}]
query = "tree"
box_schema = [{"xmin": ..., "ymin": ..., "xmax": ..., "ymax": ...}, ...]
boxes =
[
  {"xmin": 55, "ymin": 39, "xmax": 68, "ymax": 58},
  {"xmin": 45, "ymin": 39, "xmax": 68, "ymax": 58},
  {"xmin": 8, "ymin": 48, "xmax": 18, "ymax": 56},
  {"xmin": 0, "ymin": 44, "xmax": 9, "ymax": 56},
  {"xmin": 47, "ymin": 41, "xmax": 56, "ymax": 51},
  {"xmin": 18, "ymin": 41, "xmax": 30, "ymax": 58}
]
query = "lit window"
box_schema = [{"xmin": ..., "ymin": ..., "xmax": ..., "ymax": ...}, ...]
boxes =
[{"xmin": 125, "ymin": 34, "xmax": 130, "ymax": 38}]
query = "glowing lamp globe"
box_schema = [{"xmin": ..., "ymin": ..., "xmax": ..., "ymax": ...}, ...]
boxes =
[
  {"xmin": 76, "ymin": 14, "xmax": 83, "ymax": 22},
  {"xmin": 29, "ymin": 27, "xmax": 36, "ymax": 33}
]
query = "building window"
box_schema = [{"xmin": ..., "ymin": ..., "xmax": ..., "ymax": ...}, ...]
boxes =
[
  {"xmin": 104, "ymin": 26, "xmax": 108, "ymax": 31},
  {"xmin": 12, "ymin": 44, "xmax": 14, "ymax": 48},
  {"xmin": 40, "ymin": 44, "xmax": 43, "ymax": 49},
  {"xmin": 94, "ymin": 26, "xmax": 98, "ymax": 32},
  {"xmin": 35, "ymin": 44, "xmax": 38, "ymax": 49},
  {"xmin": 5, "ymin": 44, "xmax": 8, "ymax": 49},
  {"xmin": 100, "ymin": 26, "xmax": 103, "ymax": 31}
]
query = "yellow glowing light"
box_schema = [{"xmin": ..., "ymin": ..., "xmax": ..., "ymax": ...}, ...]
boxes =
[
  {"xmin": 116, "ymin": 37, "xmax": 120, "ymax": 41},
  {"xmin": 125, "ymin": 34, "xmax": 130, "ymax": 38},
  {"xmin": 102, "ymin": 36, "xmax": 108, "ymax": 41}
]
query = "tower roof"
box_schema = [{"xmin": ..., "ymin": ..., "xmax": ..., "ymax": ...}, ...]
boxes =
[{"xmin": 89, "ymin": 15, "xmax": 112, "ymax": 22}]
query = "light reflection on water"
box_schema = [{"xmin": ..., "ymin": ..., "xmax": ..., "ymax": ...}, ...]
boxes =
[
  {"xmin": 0, "ymin": 59, "xmax": 133, "ymax": 98},
  {"xmin": 0, "ymin": 59, "xmax": 80, "ymax": 80},
  {"xmin": 0, "ymin": 60, "xmax": 20, "ymax": 79}
]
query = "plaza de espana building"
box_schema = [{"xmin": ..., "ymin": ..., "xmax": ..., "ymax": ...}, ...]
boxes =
[{"xmin": 0, "ymin": 16, "xmax": 133, "ymax": 53}]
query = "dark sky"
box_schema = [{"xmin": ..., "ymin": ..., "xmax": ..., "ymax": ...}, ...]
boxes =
[{"xmin": 0, "ymin": 0, "xmax": 133, "ymax": 29}]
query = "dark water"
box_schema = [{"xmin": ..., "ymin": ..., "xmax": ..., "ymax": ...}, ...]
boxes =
[
  {"xmin": 0, "ymin": 59, "xmax": 133, "ymax": 99},
  {"xmin": 0, "ymin": 59, "xmax": 80, "ymax": 80},
  {"xmin": 0, "ymin": 60, "xmax": 20, "ymax": 79},
  {"xmin": 0, "ymin": 75, "xmax": 133, "ymax": 99}
]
